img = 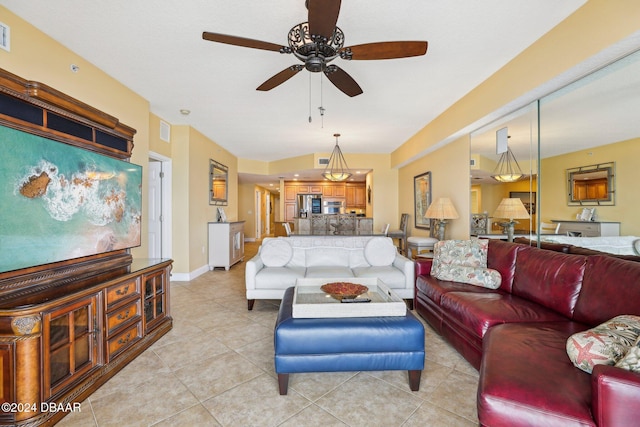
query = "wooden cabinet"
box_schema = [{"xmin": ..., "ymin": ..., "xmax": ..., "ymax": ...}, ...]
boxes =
[
  {"xmin": 346, "ymin": 183, "xmax": 366, "ymax": 208},
  {"xmin": 0, "ymin": 258, "xmax": 172, "ymax": 426},
  {"xmin": 285, "ymin": 203, "xmax": 298, "ymax": 222},
  {"xmin": 208, "ymin": 221, "xmax": 245, "ymax": 270},
  {"xmin": 554, "ymin": 220, "xmax": 620, "ymax": 237},
  {"xmin": 573, "ymin": 178, "xmax": 608, "ymax": 201}
]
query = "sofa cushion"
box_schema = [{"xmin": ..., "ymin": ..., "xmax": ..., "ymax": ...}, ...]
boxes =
[
  {"xmin": 486, "ymin": 239, "xmax": 521, "ymax": 292},
  {"xmin": 441, "ymin": 291, "xmax": 567, "ymax": 338},
  {"xmin": 305, "ymin": 248, "xmax": 351, "ymax": 267},
  {"xmin": 574, "ymin": 255, "xmax": 640, "ymax": 325},
  {"xmin": 259, "ymin": 239, "xmax": 293, "ymax": 267},
  {"xmin": 478, "ymin": 322, "xmax": 594, "ymax": 427},
  {"xmin": 615, "ymin": 336, "xmax": 640, "ymax": 373},
  {"xmin": 254, "ymin": 267, "xmax": 305, "ymax": 289},
  {"xmin": 566, "ymin": 315, "xmax": 640, "ymax": 374},
  {"xmin": 305, "ymin": 266, "xmax": 354, "ymax": 278},
  {"xmin": 415, "ymin": 275, "xmax": 498, "ymax": 306},
  {"xmin": 433, "ymin": 265, "xmax": 501, "ymax": 289},
  {"xmin": 352, "ymin": 266, "xmax": 406, "ymax": 289},
  {"xmin": 511, "ymin": 248, "xmax": 587, "ymax": 318},
  {"xmin": 363, "ymin": 236, "xmax": 396, "ymax": 266}
]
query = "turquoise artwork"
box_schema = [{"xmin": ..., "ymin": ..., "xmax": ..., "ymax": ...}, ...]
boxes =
[{"xmin": 0, "ymin": 125, "xmax": 142, "ymax": 273}]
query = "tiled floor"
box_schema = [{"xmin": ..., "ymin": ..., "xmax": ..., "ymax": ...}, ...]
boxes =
[{"xmin": 58, "ymin": 241, "xmax": 479, "ymax": 427}]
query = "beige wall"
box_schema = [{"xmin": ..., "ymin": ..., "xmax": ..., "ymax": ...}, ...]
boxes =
[
  {"xmin": 399, "ymin": 137, "xmax": 470, "ymax": 240},
  {"xmin": 541, "ymin": 137, "xmax": 640, "ymax": 236}
]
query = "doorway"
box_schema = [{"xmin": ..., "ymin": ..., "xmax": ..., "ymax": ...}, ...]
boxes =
[{"xmin": 148, "ymin": 152, "xmax": 172, "ymax": 258}]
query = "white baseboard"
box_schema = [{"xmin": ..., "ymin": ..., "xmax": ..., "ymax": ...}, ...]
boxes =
[{"xmin": 170, "ymin": 264, "xmax": 210, "ymax": 282}]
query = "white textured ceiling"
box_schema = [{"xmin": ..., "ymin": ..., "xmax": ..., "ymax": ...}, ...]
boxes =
[{"xmin": 1, "ymin": 0, "xmax": 587, "ymax": 179}]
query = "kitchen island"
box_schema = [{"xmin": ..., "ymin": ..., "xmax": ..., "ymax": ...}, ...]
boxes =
[{"xmin": 294, "ymin": 214, "xmax": 373, "ymax": 235}]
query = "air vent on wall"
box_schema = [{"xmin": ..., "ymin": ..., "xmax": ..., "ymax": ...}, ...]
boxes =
[
  {"xmin": 0, "ymin": 22, "xmax": 10, "ymax": 52},
  {"xmin": 318, "ymin": 157, "xmax": 330, "ymax": 165},
  {"xmin": 160, "ymin": 120, "xmax": 170, "ymax": 142},
  {"xmin": 470, "ymin": 159, "xmax": 476, "ymax": 166}
]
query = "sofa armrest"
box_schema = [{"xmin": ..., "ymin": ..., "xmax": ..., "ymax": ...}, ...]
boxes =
[
  {"xmin": 591, "ymin": 364, "xmax": 640, "ymax": 427},
  {"xmin": 415, "ymin": 258, "xmax": 433, "ymax": 277},
  {"xmin": 245, "ymin": 254, "xmax": 264, "ymax": 291},
  {"xmin": 393, "ymin": 254, "xmax": 415, "ymax": 292}
]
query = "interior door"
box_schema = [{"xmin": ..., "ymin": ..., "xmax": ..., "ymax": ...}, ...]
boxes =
[{"xmin": 148, "ymin": 160, "xmax": 162, "ymax": 258}]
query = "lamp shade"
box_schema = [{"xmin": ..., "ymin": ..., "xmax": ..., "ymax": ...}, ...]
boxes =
[
  {"xmin": 424, "ymin": 198, "xmax": 459, "ymax": 220},
  {"xmin": 492, "ymin": 198, "xmax": 530, "ymax": 220}
]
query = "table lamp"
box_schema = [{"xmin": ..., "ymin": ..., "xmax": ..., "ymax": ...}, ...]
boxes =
[
  {"xmin": 492, "ymin": 198, "xmax": 530, "ymax": 242},
  {"xmin": 424, "ymin": 198, "xmax": 459, "ymax": 241}
]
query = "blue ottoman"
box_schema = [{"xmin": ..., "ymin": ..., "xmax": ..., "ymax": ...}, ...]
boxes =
[{"xmin": 274, "ymin": 287, "xmax": 425, "ymax": 395}]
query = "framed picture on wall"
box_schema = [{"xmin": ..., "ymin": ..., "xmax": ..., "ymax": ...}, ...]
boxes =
[{"xmin": 414, "ymin": 171, "xmax": 432, "ymax": 229}]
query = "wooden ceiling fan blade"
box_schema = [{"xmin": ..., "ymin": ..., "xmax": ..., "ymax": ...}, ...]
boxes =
[
  {"xmin": 342, "ymin": 41, "xmax": 428, "ymax": 60},
  {"xmin": 256, "ymin": 65, "xmax": 304, "ymax": 91},
  {"xmin": 324, "ymin": 66, "xmax": 363, "ymax": 97},
  {"xmin": 202, "ymin": 32, "xmax": 286, "ymax": 52},
  {"xmin": 308, "ymin": 0, "xmax": 341, "ymax": 40}
]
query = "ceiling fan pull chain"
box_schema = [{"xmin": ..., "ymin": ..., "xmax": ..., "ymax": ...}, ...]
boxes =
[
  {"xmin": 319, "ymin": 73, "xmax": 325, "ymax": 128},
  {"xmin": 309, "ymin": 72, "xmax": 312, "ymax": 123}
]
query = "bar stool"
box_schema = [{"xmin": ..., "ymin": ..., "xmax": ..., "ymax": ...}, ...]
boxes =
[{"xmin": 388, "ymin": 214, "xmax": 409, "ymax": 255}]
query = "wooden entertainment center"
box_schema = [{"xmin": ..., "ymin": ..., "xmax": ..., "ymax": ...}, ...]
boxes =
[{"xmin": 0, "ymin": 68, "xmax": 173, "ymax": 426}]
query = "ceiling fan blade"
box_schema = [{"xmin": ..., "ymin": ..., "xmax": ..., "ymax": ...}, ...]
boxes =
[
  {"xmin": 324, "ymin": 66, "xmax": 363, "ymax": 97},
  {"xmin": 257, "ymin": 65, "xmax": 304, "ymax": 91},
  {"xmin": 202, "ymin": 32, "xmax": 286, "ymax": 52},
  {"xmin": 341, "ymin": 41, "xmax": 428, "ymax": 60},
  {"xmin": 308, "ymin": 0, "xmax": 341, "ymax": 40}
]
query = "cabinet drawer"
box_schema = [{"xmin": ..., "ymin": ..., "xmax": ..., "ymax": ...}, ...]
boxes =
[
  {"xmin": 106, "ymin": 299, "xmax": 141, "ymax": 336},
  {"xmin": 107, "ymin": 322, "xmax": 142, "ymax": 361},
  {"xmin": 105, "ymin": 279, "xmax": 140, "ymax": 308}
]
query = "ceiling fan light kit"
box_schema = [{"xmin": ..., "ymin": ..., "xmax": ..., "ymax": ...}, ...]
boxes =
[
  {"xmin": 322, "ymin": 133, "xmax": 352, "ymax": 182},
  {"xmin": 202, "ymin": 0, "xmax": 428, "ymax": 97}
]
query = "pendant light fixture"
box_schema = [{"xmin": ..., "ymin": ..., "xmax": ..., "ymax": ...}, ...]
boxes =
[
  {"xmin": 322, "ymin": 133, "xmax": 352, "ymax": 182},
  {"xmin": 491, "ymin": 128, "xmax": 526, "ymax": 183}
]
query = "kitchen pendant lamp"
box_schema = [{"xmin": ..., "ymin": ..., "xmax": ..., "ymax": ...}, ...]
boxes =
[{"xmin": 322, "ymin": 133, "xmax": 352, "ymax": 182}]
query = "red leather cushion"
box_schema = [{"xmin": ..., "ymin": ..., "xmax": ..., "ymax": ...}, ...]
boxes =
[
  {"xmin": 574, "ymin": 255, "xmax": 640, "ymax": 325},
  {"xmin": 440, "ymin": 291, "xmax": 566, "ymax": 338},
  {"xmin": 487, "ymin": 240, "xmax": 521, "ymax": 292},
  {"xmin": 511, "ymin": 248, "xmax": 587, "ymax": 318},
  {"xmin": 478, "ymin": 322, "xmax": 593, "ymax": 427}
]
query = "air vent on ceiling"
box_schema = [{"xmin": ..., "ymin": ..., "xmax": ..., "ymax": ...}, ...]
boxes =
[
  {"xmin": 159, "ymin": 120, "xmax": 170, "ymax": 142},
  {"xmin": 0, "ymin": 22, "xmax": 10, "ymax": 52},
  {"xmin": 318, "ymin": 157, "xmax": 330, "ymax": 165}
]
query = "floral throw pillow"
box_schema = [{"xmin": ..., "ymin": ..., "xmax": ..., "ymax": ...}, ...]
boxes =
[
  {"xmin": 566, "ymin": 315, "xmax": 640, "ymax": 374},
  {"xmin": 432, "ymin": 265, "xmax": 502, "ymax": 289},
  {"xmin": 615, "ymin": 336, "xmax": 640, "ymax": 373}
]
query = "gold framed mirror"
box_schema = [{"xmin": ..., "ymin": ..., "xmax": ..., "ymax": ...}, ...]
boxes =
[
  {"xmin": 566, "ymin": 162, "xmax": 615, "ymax": 206},
  {"xmin": 209, "ymin": 159, "xmax": 228, "ymax": 206}
]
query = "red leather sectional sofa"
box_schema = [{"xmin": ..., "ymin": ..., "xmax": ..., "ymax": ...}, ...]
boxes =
[{"xmin": 414, "ymin": 239, "xmax": 640, "ymax": 426}]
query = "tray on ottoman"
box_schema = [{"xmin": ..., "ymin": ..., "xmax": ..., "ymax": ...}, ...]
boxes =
[{"xmin": 292, "ymin": 277, "xmax": 406, "ymax": 318}]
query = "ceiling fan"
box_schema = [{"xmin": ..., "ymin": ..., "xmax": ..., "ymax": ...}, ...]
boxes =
[{"xmin": 202, "ymin": 0, "xmax": 428, "ymax": 97}]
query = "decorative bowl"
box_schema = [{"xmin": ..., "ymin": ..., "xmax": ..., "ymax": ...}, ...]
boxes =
[{"xmin": 320, "ymin": 282, "xmax": 369, "ymax": 301}]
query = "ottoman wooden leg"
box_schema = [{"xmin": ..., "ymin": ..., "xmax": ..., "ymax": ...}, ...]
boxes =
[
  {"xmin": 408, "ymin": 370, "xmax": 421, "ymax": 391},
  {"xmin": 278, "ymin": 373, "xmax": 289, "ymax": 395}
]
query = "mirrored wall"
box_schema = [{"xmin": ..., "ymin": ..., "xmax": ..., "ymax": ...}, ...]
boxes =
[{"xmin": 471, "ymin": 48, "xmax": 640, "ymax": 242}]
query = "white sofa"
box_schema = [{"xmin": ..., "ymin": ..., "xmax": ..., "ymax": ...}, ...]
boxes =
[{"xmin": 245, "ymin": 236, "xmax": 415, "ymax": 310}]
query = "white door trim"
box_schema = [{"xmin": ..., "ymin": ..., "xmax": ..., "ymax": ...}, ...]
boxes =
[{"xmin": 148, "ymin": 151, "xmax": 172, "ymax": 259}]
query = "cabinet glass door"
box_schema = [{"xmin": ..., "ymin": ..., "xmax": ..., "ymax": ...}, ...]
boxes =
[
  {"xmin": 43, "ymin": 295, "xmax": 99, "ymax": 399},
  {"xmin": 143, "ymin": 270, "xmax": 167, "ymax": 332}
]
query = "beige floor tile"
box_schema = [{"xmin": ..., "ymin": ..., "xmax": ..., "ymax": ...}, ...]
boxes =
[
  {"xmin": 427, "ymin": 369, "xmax": 479, "ymax": 423},
  {"xmin": 288, "ymin": 371, "xmax": 359, "ymax": 401},
  {"xmin": 316, "ymin": 373, "xmax": 423, "ymax": 427},
  {"xmin": 55, "ymin": 399, "xmax": 97, "ymax": 427},
  {"xmin": 152, "ymin": 329, "xmax": 231, "ymax": 370},
  {"xmin": 90, "ymin": 374, "xmax": 199, "ymax": 427},
  {"xmin": 173, "ymin": 350, "xmax": 265, "ymax": 401},
  {"xmin": 150, "ymin": 403, "xmax": 221, "ymax": 426},
  {"xmin": 279, "ymin": 403, "xmax": 349, "ymax": 427},
  {"xmin": 403, "ymin": 401, "xmax": 477, "ymax": 427},
  {"xmin": 202, "ymin": 374, "xmax": 312, "ymax": 426}
]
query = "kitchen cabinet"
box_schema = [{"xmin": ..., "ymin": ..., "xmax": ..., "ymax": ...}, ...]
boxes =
[
  {"xmin": 346, "ymin": 183, "xmax": 366, "ymax": 208},
  {"xmin": 208, "ymin": 221, "xmax": 245, "ymax": 270}
]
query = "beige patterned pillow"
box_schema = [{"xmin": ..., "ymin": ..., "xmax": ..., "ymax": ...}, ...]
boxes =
[
  {"xmin": 566, "ymin": 315, "xmax": 640, "ymax": 374},
  {"xmin": 615, "ymin": 336, "xmax": 640, "ymax": 373},
  {"xmin": 432, "ymin": 265, "xmax": 502, "ymax": 289}
]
